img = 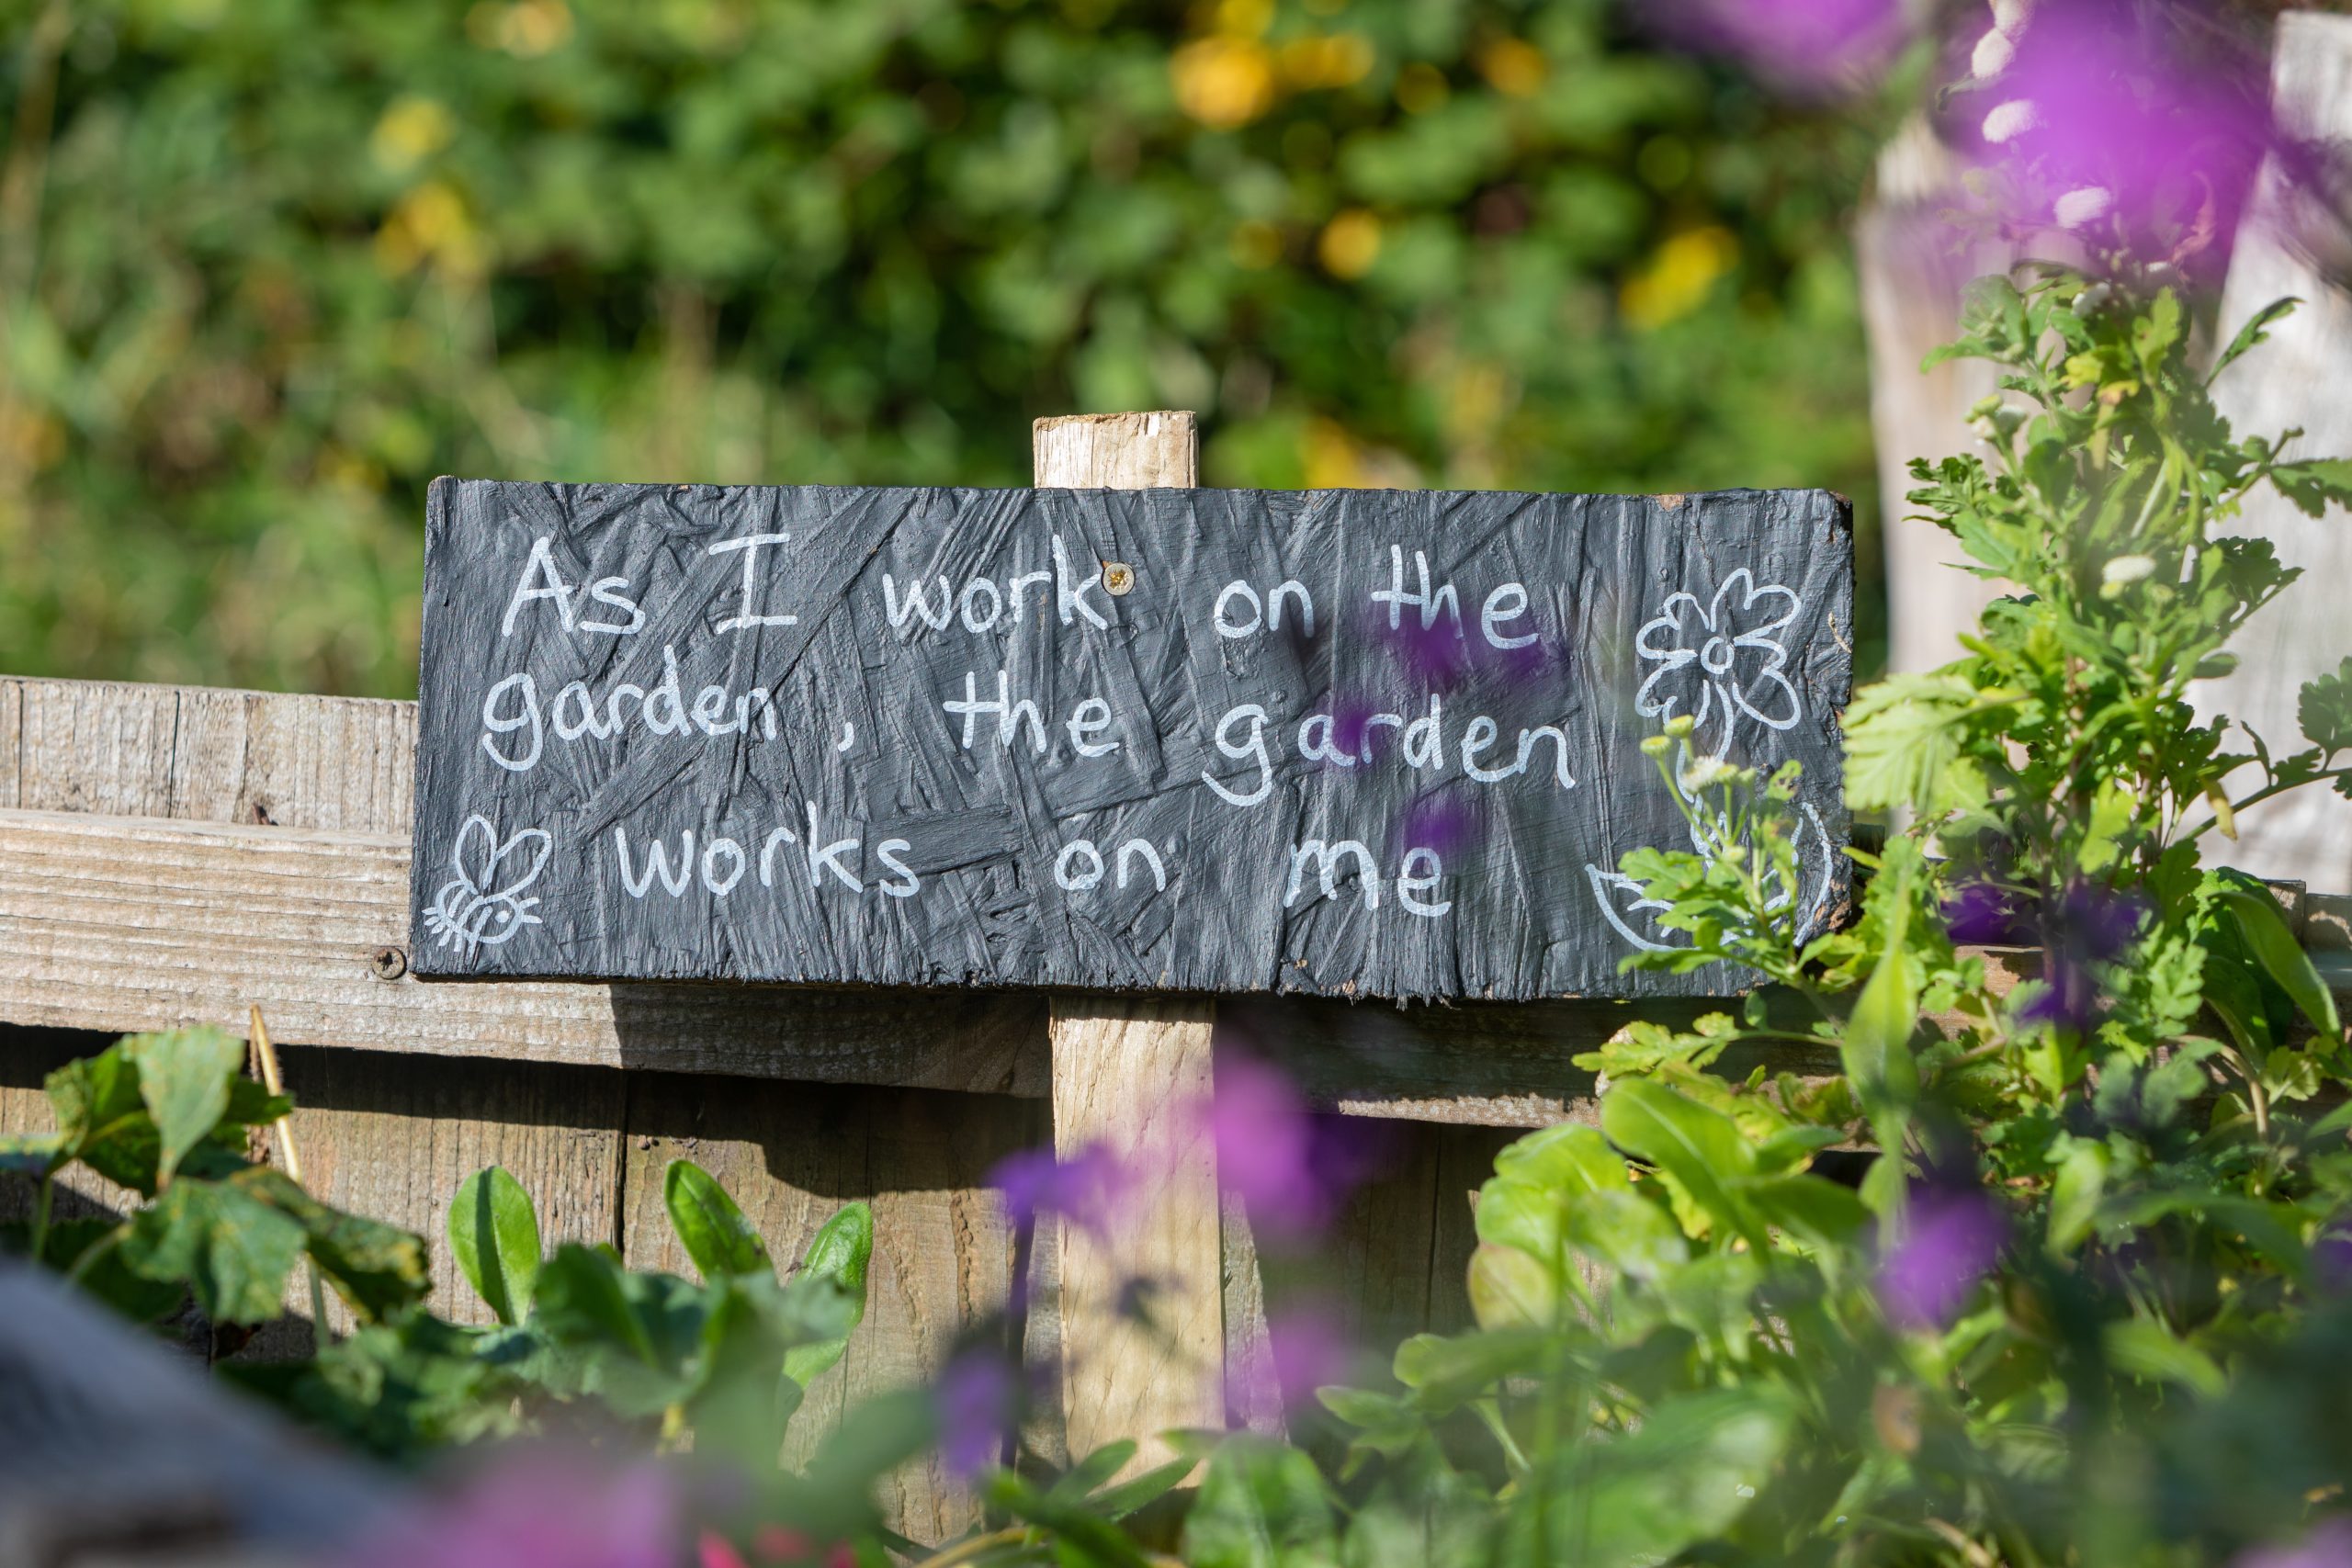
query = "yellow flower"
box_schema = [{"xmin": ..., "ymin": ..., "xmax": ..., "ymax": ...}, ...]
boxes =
[
  {"xmin": 1317, "ymin": 209, "xmax": 1380, "ymax": 279},
  {"xmin": 1228, "ymin": 220, "xmax": 1283, "ymax": 270},
  {"xmin": 1395, "ymin": 62, "xmax": 1448, "ymax": 114},
  {"xmin": 375, "ymin": 181, "xmax": 486, "ymax": 279},
  {"xmin": 1619, "ymin": 227, "xmax": 1738, "ymax": 331},
  {"xmin": 466, "ymin": 0, "xmax": 573, "ymax": 59},
  {"xmin": 1171, "ymin": 37, "xmax": 1276, "ymax": 130},
  {"xmin": 1278, "ymin": 33, "xmax": 1374, "ymax": 89},
  {"xmin": 370, "ymin": 96, "xmax": 454, "ymax": 175},
  {"xmin": 1477, "ymin": 38, "xmax": 1546, "ymax": 96}
]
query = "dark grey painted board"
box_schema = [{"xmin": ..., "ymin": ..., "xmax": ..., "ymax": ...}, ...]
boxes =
[{"xmin": 411, "ymin": 480, "xmax": 1851, "ymax": 1000}]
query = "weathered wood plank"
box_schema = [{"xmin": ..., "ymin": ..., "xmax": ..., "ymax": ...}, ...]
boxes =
[
  {"xmin": 0, "ymin": 807, "xmax": 1048, "ymax": 1094},
  {"xmin": 169, "ymin": 685, "xmax": 416, "ymax": 833},
  {"xmin": 273, "ymin": 1043, "xmax": 626, "ymax": 1332},
  {"xmin": 618, "ymin": 1076, "xmax": 1041, "ymax": 1545},
  {"xmin": 15, "ymin": 678, "xmax": 179, "ymax": 817},
  {"xmin": 0, "ymin": 678, "xmax": 18, "ymax": 809},
  {"xmin": 1039, "ymin": 412, "xmax": 1229, "ymax": 1479}
]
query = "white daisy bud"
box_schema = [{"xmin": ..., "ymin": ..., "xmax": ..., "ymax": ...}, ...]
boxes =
[
  {"xmin": 2102, "ymin": 554, "xmax": 2157, "ymax": 587},
  {"xmin": 1990, "ymin": 0, "xmax": 2033, "ymax": 29},
  {"xmin": 2054, "ymin": 186, "xmax": 2114, "ymax": 229},
  {"xmin": 1982, "ymin": 99, "xmax": 2041, "ymax": 144}
]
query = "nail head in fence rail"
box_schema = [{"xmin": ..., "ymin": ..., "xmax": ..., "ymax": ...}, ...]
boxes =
[{"xmin": 410, "ymin": 479, "xmax": 1853, "ymax": 999}]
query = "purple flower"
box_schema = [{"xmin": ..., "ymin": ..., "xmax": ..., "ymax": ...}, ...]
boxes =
[
  {"xmin": 1206, "ymin": 1056, "xmax": 1385, "ymax": 1243},
  {"xmin": 1943, "ymin": 879, "xmax": 2030, "ymax": 946},
  {"xmin": 1967, "ymin": 0, "xmax": 2273, "ymax": 267},
  {"xmin": 1266, "ymin": 1303, "xmax": 1351, "ymax": 1406},
  {"xmin": 989, "ymin": 1142, "xmax": 1134, "ymax": 1241},
  {"xmin": 1654, "ymin": 0, "xmax": 1912, "ymax": 94},
  {"xmin": 2237, "ymin": 1519, "xmax": 2352, "ymax": 1568},
  {"xmin": 1877, "ymin": 1187, "xmax": 2007, "ymax": 1330},
  {"xmin": 344, "ymin": 1451, "xmax": 679, "ymax": 1568},
  {"xmin": 2018, "ymin": 880, "xmax": 2147, "ymax": 1034},
  {"xmin": 933, "ymin": 1350, "xmax": 1020, "ymax": 1482}
]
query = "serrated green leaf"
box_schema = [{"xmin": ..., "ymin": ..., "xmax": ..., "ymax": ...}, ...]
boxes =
[
  {"xmin": 238, "ymin": 1167, "xmax": 428, "ymax": 1324},
  {"xmin": 2212, "ymin": 296, "xmax": 2298, "ymax": 378},
  {"xmin": 448, "ymin": 1166, "xmax": 541, "ymax": 1327},
  {"xmin": 1601, "ymin": 1078, "xmax": 1761, "ymax": 1248},
  {"xmin": 124, "ymin": 1176, "xmax": 306, "ymax": 1325},
  {"xmin": 2299, "ymin": 656, "xmax": 2352, "ymax": 754}
]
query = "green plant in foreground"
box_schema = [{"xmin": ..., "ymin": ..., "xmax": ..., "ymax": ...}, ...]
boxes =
[
  {"xmin": 0, "ymin": 1025, "xmax": 874, "ymax": 1471},
  {"xmin": 876, "ymin": 269, "xmax": 2352, "ymax": 1567}
]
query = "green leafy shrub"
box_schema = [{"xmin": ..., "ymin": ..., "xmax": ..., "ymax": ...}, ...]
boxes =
[{"xmin": 0, "ymin": 1026, "xmax": 874, "ymax": 1471}]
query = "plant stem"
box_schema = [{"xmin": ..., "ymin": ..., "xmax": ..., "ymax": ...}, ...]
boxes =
[{"xmin": 63, "ymin": 1221, "xmax": 128, "ymax": 1285}]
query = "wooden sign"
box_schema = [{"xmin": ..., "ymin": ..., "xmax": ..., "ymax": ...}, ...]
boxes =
[{"xmin": 410, "ymin": 480, "xmax": 1852, "ymax": 1000}]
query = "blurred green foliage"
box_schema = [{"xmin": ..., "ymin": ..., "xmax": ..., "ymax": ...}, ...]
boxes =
[{"xmin": 0, "ymin": 0, "xmax": 1884, "ymax": 697}]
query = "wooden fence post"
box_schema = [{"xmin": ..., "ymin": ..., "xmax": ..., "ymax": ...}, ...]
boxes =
[{"xmin": 1034, "ymin": 412, "xmax": 1228, "ymax": 1474}]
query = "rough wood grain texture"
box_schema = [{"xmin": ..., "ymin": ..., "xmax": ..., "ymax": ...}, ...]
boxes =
[
  {"xmin": 0, "ymin": 807, "xmax": 1048, "ymax": 1093},
  {"xmin": 16, "ymin": 677, "xmax": 180, "ymax": 816},
  {"xmin": 0, "ymin": 678, "xmax": 17, "ymax": 808},
  {"xmin": 0, "ymin": 1262, "xmax": 390, "ymax": 1564},
  {"xmin": 1030, "ymin": 411, "xmax": 1200, "ymax": 489},
  {"xmin": 619, "ymin": 1077, "xmax": 1041, "ymax": 1544},
  {"xmin": 2191, "ymin": 13, "xmax": 2352, "ymax": 887},
  {"xmin": 409, "ymin": 476, "xmax": 1852, "ymax": 1000},
  {"xmin": 270, "ymin": 1044, "xmax": 627, "ymax": 1335},
  {"xmin": 169, "ymin": 684, "xmax": 417, "ymax": 832},
  {"xmin": 1052, "ymin": 997, "xmax": 1224, "ymax": 1469},
  {"xmin": 1039, "ymin": 412, "xmax": 1227, "ymax": 1477}
]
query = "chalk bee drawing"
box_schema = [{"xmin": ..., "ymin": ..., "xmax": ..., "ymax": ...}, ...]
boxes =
[
  {"xmin": 1589, "ymin": 568, "xmax": 1830, "ymax": 953},
  {"xmin": 424, "ymin": 814, "xmax": 553, "ymax": 956}
]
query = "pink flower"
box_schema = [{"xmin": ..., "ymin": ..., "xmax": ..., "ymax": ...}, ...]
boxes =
[
  {"xmin": 343, "ymin": 1451, "xmax": 680, "ymax": 1568},
  {"xmin": 2237, "ymin": 1519, "xmax": 2352, "ymax": 1568}
]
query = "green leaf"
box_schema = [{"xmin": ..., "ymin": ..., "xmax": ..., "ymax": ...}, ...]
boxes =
[
  {"xmin": 781, "ymin": 1202, "xmax": 872, "ymax": 1390},
  {"xmin": 1842, "ymin": 673, "xmax": 1993, "ymax": 817},
  {"xmin": 2299, "ymin": 656, "xmax": 2352, "ymax": 753},
  {"xmin": 1841, "ymin": 849, "xmax": 1922, "ymax": 1136},
  {"xmin": 1391, "ymin": 1328, "xmax": 1550, "ymax": 1414},
  {"xmin": 663, "ymin": 1158, "xmax": 770, "ymax": 1280},
  {"xmin": 1564, "ymin": 1189, "xmax": 1692, "ymax": 1280},
  {"xmin": 126, "ymin": 1028, "xmax": 246, "ymax": 1189},
  {"xmin": 532, "ymin": 1242, "xmax": 655, "ymax": 1359},
  {"xmin": 2047, "ymin": 1141, "xmax": 2110, "ymax": 1253},
  {"xmin": 1049, "ymin": 1440, "xmax": 1140, "ymax": 1505},
  {"xmin": 1738, "ymin": 1171, "xmax": 1869, "ymax": 1253},
  {"xmin": 124, "ymin": 1177, "xmax": 306, "ymax": 1325},
  {"xmin": 2101, "ymin": 1318, "xmax": 2225, "ymax": 1398},
  {"xmin": 1087, "ymin": 1457, "xmax": 1200, "ymax": 1521},
  {"xmin": 1467, "ymin": 1242, "xmax": 1558, "ymax": 1331},
  {"xmin": 2212, "ymin": 296, "xmax": 2298, "ymax": 378},
  {"xmin": 1182, "ymin": 1437, "xmax": 1340, "ymax": 1568},
  {"xmin": 2269, "ymin": 457, "xmax": 2352, "ymax": 519},
  {"xmin": 0, "ymin": 1133, "xmax": 62, "ymax": 1178},
  {"xmin": 45, "ymin": 1045, "xmax": 159, "ymax": 1193},
  {"xmin": 237, "ymin": 1168, "xmax": 428, "ymax": 1325},
  {"xmin": 2216, "ymin": 875, "xmax": 2341, "ymax": 1040},
  {"xmin": 448, "ymin": 1166, "xmax": 541, "ymax": 1327},
  {"xmin": 3, "ymin": 1217, "xmax": 184, "ymax": 1322},
  {"xmin": 1550, "ymin": 1388, "xmax": 1792, "ymax": 1568},
  {"xmin": 1600, "ymin": 1079, "xmax": 1760, "ymax": 1247}
]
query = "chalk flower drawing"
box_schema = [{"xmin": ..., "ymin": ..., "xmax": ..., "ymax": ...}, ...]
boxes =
[
  {"xmin": 1633, "ymin": 566, "xmax": 1804, "ymax": 759},
  {"xmin": 1590, "ymin": 568, "xmax": 1826, "ymax": 953},
  {"xmin": 424, "ymin": 814, "xmax": 552, "ymax": 956}
]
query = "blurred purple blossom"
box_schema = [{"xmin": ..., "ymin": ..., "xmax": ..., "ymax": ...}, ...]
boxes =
[
  {"xmin": 1877, "ymin": 1186, "xmax": 2007, "ymax": 1330},
  {"xmin": 2018, "ymin": 880, "xmax": 2147, "ymax": 1033},
  {"xmin": 1330, "ymin": 696, "xmax": 1376, "ymax": 762},
  {"xmin": 1965, "ymin": 0, "xmax": 2273, "ymax": 265},
  {"xmin": 1266, "ymin": 1302, "xmax": 1351, "ymax": 1407},
  {"xmin": 1656, "ymin": 0, "xmax": 1912, "ymax": 94},
  {"xmin": 990, "ymin": 1141, "xmax": 1134, "ymax": 1240},
  {"xmin": 933, "ymin": 1350, "xmax": 1020, "ymax": 1482},
  {"xmin": 2237, "ymin": 1519, "xmax": 2352, "ymax": 1568},
  {"xmin": 345, "ymin": 1451, "xmax": 678, "ymax": 1568},
  {"xmin": 1943, "ymin": 878, "xmax": 2030, "ymax": 946},
  {"xmin": 1207, "ymin": 1056, "xmax": 1385, "ymax": 1243},
  {"xmin": 1382, "ymin": 616, "xmax": 1473, "ymax": 689},
  {"xmin": 1397, "ymin": 794, "xmax": 1480, "ymax": 860}
]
